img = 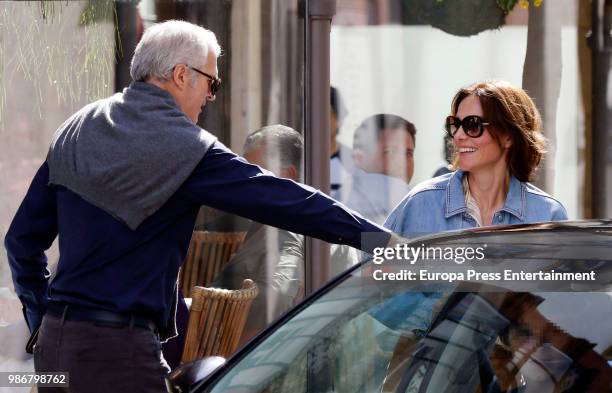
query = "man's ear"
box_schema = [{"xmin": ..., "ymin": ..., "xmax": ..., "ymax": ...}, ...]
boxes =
[
  {"xmin": 352, "ymin": 148, "xmax": 365, "ymax": 168},
  {"xmin": 172, "ymin": 64, "xmax": 189, "ymax": 89},
  {"xmin": 281, "ymin": 165, "xmax": 299, "ymax": 181}
]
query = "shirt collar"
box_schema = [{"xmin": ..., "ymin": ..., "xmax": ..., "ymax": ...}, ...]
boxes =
[{"xmin": 445, "ymin": 170, "xmax": 525, "ymax": 220}]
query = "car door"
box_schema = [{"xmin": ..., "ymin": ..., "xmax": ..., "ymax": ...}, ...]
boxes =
[{"xmin": 187, "ymin": 221, "xmax": 612, "ymax": 393}]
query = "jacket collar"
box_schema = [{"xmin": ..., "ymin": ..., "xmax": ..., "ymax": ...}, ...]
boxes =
[{"xmin": 445, "ymin": 170, "xmax": 525, "ymax": 220}]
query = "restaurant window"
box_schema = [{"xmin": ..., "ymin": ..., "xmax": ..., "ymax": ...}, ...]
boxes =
[
  {"xmin": 0, "ymin": 0, "xmax": 317, "ymax": 359},
  {"xmin": 330, "ymin": 0, "xmax": 592, "ymax": 223},
  {"xmin": 1, "ymin": 0, "xmax": 116, "ymax": 290}
]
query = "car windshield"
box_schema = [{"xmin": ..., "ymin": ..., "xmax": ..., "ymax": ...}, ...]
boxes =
[{"xmin": 204, "ymin": 224, "xmax": 612, "ymax": 393}]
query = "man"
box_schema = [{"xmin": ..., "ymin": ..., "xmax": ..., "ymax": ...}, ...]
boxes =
[
  {"xmin": 213, "ymin": 125, "xmax": 357, "ymax": 343},
  {"xmin": 4, "ymin": 21, "xmax": 392, "ymax": 392},
  {"xmin": 343, "ymin": 114, "xmax": 416, "ymax": 224},
  {"xmin": 352, "ymin": 113, "xmax": 416, "ymax": 183}
]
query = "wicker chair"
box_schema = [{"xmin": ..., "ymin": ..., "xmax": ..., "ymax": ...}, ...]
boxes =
[
  {"xmin": 181, "ymin": 279, "xmax": 259, "ymax": 363},
  {"xmin": 179, "ymin": 231, "xmax": 247, "ymax": 298}
]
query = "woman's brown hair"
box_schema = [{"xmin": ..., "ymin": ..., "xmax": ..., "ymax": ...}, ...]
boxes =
[{"xmin": 451, "ymin": 80, "xmax": 546, "ymax": 182}]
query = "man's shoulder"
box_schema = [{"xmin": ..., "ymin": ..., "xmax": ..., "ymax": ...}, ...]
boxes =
[
  {"xmin": 51, "ymin": 94, "xmax": 121, "ymax": 139},
  {"xmin": 65, "ymin": 95, "xmax": 114, "ymax": 121}
]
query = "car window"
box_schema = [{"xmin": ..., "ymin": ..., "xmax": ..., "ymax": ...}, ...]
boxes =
[
  {"xmin": 204, "ymin": 227, "xmax": 612, "ymax": 393},
  {"xmin": 208, "ymin": 272, "xmax": 423, "ymax": 393},
  {"xmin": 400, "ymin": 288, "xmax": 612, "ymax": 393}
]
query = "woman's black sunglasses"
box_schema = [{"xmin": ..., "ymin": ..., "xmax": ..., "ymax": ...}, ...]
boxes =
[{"xmin": 445, "ymin": 115, "xmax": 490, "ymax": 138}]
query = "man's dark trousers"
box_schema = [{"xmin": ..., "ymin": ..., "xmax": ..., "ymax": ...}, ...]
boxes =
[{"xmin": 34, "ymin": 314, "xmax": 170, "ymax": 392}]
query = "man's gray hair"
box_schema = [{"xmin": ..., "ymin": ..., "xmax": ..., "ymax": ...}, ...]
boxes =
[
  {"xmin": 130, "ymin": 20, "xmax": 222, "ymax": 82},
  {"xmin": 244, "ymin": 125, "xmax": 303, "ymax": 173}
]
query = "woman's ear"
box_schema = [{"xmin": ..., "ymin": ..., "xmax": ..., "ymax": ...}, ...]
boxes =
[{"xmin": 502, "ymin": 133, "xmax": 512, "ymax": 149}]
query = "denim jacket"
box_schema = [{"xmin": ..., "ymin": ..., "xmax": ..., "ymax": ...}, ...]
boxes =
[
  {"xmin": 384, "ymin": 170, "xmax": 567, "ymax": 237},
  {"xmin": 370, "ymin": 170, "xmax": 568, "ymax": 333}
]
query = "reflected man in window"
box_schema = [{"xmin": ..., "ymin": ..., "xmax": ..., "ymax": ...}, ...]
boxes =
[
  {"xmin": 213, "ymin": 125, "xmax": 357, "ymax": 344},
  {"xmin": 343, "ymin": 114, "xmax": 416, "ymax": 224}
]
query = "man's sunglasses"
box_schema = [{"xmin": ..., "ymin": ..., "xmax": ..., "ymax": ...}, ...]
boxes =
[
  {"xmin": 189, "ymin": 66, "xmax": 221, "ymax": 96},
  {"xmin": 445, "ymin": 115, "xmax": 490, "ymax": 138}
]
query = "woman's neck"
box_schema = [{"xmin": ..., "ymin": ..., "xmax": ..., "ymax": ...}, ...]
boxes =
[{"xmin": 467, "ymin": 170, "xmax": 510, "ymax": 225}]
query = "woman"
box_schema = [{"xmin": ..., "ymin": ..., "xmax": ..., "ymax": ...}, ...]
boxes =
[
  {"xmin": 385, "ymin": 80, "xmax": 567, "ymax": 237},
  {"xmin": 368, "ymin": 81, "xmax": 568, "ymax": 337}
]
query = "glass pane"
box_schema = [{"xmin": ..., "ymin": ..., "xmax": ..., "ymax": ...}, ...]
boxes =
[
  {"xmin": 330, "ymin": 0, "xmax": 589, "ymax": 225},
  {"xmin": 208, "ymin": 227, "xmax": 612, "ymax": 393},
  {"xmin": 0, "ymin": 0, "xmax": 313, "ymax": 369},
  {"xmin": 140, "ymin": 0, "xmax": 312, "ymax": 360},
  {"xmin": 0, "ymin": 0, "xmax": 116, "ymax": 375},
  {"xmin": 175, "ymin": 0, "xmax": 312, "ymax": 346},
  {"xmin": 0, "ymin": 0, "xmax": 115, "ymax": 312},
  {"xmin": 209, "ymin": 269, "xmax": 420, "ymax": 393}
]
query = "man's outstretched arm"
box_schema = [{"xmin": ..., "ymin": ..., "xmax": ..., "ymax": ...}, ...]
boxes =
[
  {"xmin": 183, "ymin": 142, "xmax": 395, "ymax": 252},
  {"xmin": 4, "ymin": 163, "xmax": 57, "ymax": 332}
]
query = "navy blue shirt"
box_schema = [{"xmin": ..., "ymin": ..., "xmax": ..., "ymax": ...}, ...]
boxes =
[{"xmin": 5, "ymin": 142, "xmax": 389, "ymax": 333}]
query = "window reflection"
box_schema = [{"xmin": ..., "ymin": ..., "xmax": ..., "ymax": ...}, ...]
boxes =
[
  {"xmin": 1, "ymin": 0, "xmax": 312, "ymax": 365},
  {"xmin": 0, "ymin": 1, "xmax": 115, "ymax": 288},
  {"xmin": 330, "ymin": 0, "xmax": 586, "ymax": 222},
  {"xmin": 208, "ymin": 266, "xmax": 612, "ymax": 393},
  {"xmin": 147, "ymin": 0, "xmax": 311, "ymax": 351},
  {"xmin": 341, "ymin": 113, "xmax": 415, "ymax": 224}
]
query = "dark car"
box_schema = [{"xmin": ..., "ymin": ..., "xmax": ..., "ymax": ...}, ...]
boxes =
[{"xmin": 167, "ymin": 220, "xmax": 612, "ymax": 393}]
